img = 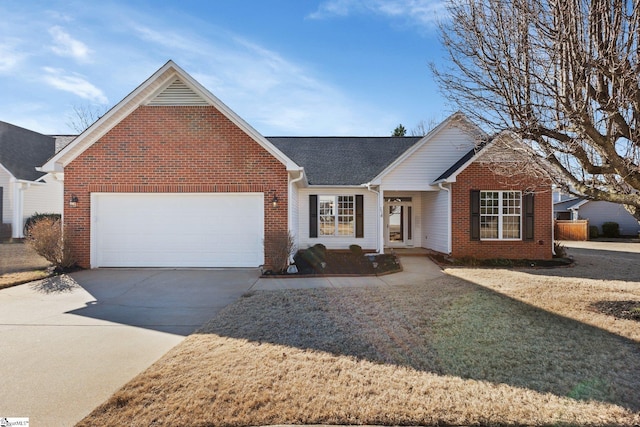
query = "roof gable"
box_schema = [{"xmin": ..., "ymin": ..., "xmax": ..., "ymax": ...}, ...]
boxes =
[
  {"xmin": 41, "ymin": 60, "xmax": 300, "ymax": 173},
  {"xmin": 268, "ymin": 137, "xmax": 420, "ymax": 185},
  {"xmin": 0, "ymin": 121, "xmax": 55, "ymax": 181},
  {"xmin": 370, "ymin": 112, "xmax": 486, "ymax": 185}
]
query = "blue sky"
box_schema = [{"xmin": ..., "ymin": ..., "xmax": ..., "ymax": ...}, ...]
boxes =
[{"xmin": 0, "ymin": 0, "xmax": 451, "ymax": 136}]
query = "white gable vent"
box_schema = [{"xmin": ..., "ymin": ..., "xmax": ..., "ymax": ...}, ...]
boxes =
[{"xmin": 147, "ymin": 78, "xmax": 210, "ymax": 106}]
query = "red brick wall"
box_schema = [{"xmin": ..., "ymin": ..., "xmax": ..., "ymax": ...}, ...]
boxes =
[
  {"xmin": 64, "ymin": 106, "xmax": 288, "ymax": 268},
  {"xmin": 450, "ymin": 162, "xmax": 553, "ymax": 260}
]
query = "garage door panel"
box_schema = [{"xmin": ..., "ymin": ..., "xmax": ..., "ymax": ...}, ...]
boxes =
[{"xmin": 92, "ymin": 193, "xmax": 264, "ymax": 267}]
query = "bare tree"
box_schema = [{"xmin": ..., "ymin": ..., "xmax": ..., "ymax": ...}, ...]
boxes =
[
  {"xmin": 410, "ymin": 117, "xmax": 441, "ymax": 136},
  {"xmin": 66, "ymin": 104, "xmax": 108, "ymax": 133},
  {"xmin": 433, "ymin": 0, "xmax": 640, "ymax": 220}
]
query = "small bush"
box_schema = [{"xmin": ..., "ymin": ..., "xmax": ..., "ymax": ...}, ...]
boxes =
[
  {"xmin": 601, "ymin": 222, "xmax": 620, "ymax": 238},
  {"xmin": 293, "ymin": 245, "xmax": 328, "ymax": 274},
  {"xmin": 24, "ymin": 212, "xmax": 61, "ymax": 236},
  {"xmin": 589, "ymin": 225, "xmax": 599, "ymax": 239},
  {"xmin": 26, "ymin": 218, "xmax": 76, "ymax": 272},
  {"xmin": 312, "ymin": 243, "xmax": 326, "ymax": 257},
  {"xmin": 349, "ymin": 244, "xmax": 363, "ymax": 257},
  {"xmin": 553, "ymin": 241, "xmax": 566, "ymax": 258}
]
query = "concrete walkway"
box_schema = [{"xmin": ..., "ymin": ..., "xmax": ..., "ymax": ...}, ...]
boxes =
[{"xmin": 252, "ymin": 255, "xmax": 444, "ymax": 290}]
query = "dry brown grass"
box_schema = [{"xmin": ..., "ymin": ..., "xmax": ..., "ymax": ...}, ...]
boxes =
[
  {"xmin": 79, "ymin": 271, "xmax": 640, "ymax": 427},
  {"xmin": 0, "ymin": 270, "xmax": 50, "ymax": 289}
]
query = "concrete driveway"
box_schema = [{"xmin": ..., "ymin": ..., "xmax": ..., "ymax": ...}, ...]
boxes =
[
  {"xmin": 0, "ymin": 268, "xmax": 259, "ymax": 427},
  {"xmin": 561, "ymin": 238, "xmax": 640, "ymax": 254}
]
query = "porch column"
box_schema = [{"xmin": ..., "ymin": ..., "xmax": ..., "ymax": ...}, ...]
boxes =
[{"xmin": 11, "ymin": 180, "xmax": 24, "ymax": 239}]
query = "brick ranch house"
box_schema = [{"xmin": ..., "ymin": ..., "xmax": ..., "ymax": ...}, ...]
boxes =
[{"xmin": 40, "ymin": 61, "xmax": 552, "ymax": 269}]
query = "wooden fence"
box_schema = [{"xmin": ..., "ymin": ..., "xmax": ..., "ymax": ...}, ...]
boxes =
[{"xmin": 554, "ymin": 220, "xmax": 589, "ymax": 241}]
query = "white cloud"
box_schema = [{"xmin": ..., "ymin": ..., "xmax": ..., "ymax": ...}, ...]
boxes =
[
  {"xmin": 308, "ymin": 0, "xmax": 447, "ymax": 27},
  {"xmin": 42, "ymin": 67, "xmax": 108, "ymax": 104},
  {"xmin": 128, "ymin": 23, "xmax": 390, "ymax": 134},
  {"xmin": 49, "ymin": 26, "xmax": 92, "ymax": 61},
  {"xmin": 0, "ymin": 42, "xmax": 26, "ymax": 73}
]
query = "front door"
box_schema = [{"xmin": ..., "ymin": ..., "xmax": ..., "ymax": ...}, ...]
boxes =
[{"xmin": 385, "ymin": 197, "xmax": 413, "ymax": 247}]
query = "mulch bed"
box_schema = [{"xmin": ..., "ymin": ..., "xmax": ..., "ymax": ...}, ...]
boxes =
[
  {"xmin": 264, "ymin": 250, "xmax": 401, "ymax": 276},
  {"xmin": 429, "ymin": 252, "xmax": 574, "ymax": 268},
  {"xmin": 590, "ymin": 300, "xmax": 640, "ymax": 322}
]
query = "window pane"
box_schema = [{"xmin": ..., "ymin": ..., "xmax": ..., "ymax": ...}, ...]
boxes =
[
  {"xmin": 480, "ymin": 216, "xmax": 498, "ymax": 239},
  {"xmin": 502, "ymin": 216, "xmax": 521, "ymax": 239},
  {"xmin": 319, "ymin": 196, "xmax": 335, "ymax": 236},
  {"xmin": 502, "ymin": 191, "xmax": 521, "ymax": 215},
  {"xmin": 337, "ymin": 196, "xmax": 354, "ymax": 236},
  {"xmin": 480, "ymin": 191, "xmax": 499, "ymax": 215}
]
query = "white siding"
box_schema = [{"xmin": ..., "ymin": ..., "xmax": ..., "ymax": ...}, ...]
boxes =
[
  {"xmin": 422, "ymin": 190, "xmax": 449, "ymax": 253},
  {"xmin": 298, "ymin": 187, "xmax": 378, "ymax": 250},
  {"xmin": 381, "ymin": 125, "xmax": 476, "ymax": 190},
  {"xmin": 0, "ymin": 167, "xmax": 12, "ymax": 225},
  {"xmin": 22, "ymin": 175, "xmax": 63, "ymax": 221},
  {"xmin": 578, "ymin": 201, "xmax": 640, "ymax": 236}
]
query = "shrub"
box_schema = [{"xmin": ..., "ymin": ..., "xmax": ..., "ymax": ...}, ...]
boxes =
[
  {"xmin": 24, "ymin": 212, "xmax": 61, "ymax": 236},
  {"xmin": 312, "ymin": 243, "xmax": 326, "ymax": 257},
  {"xmin": 26, "ymin": 217, "xmax": 76, "ymax": 272},
  {"xmin": 293, "ymin": 250, "xmax": 313, "ymax": 274},
  {"xmin": 553, "ymin": 241, "xmax": 566, "ymax": 258},
  {"xmin": 589, "ymin": 225, "xmax": 599, "ymax": 239},
  {"xmin": 264, "ymin": 230, "xmax": 295, "ymax": 273},
  {"xmin": 601, "ymin": 222, "xmax": 620, "ymax": 238},
  {"xmin": 349, "ymin": 244, "xmax": 363, "ymax": 257},
  {"xmin": 293, "ymin": 244, "xmax": 328, "ymax": 274}
]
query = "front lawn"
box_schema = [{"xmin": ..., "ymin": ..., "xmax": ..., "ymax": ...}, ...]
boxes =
[
  {"xmin": 79, "ymin": 268, "xmax": 640, "ymax": 426},
  {"xmin": 0, "ymin": 270, "xmax": 50, "ymax": 289}
]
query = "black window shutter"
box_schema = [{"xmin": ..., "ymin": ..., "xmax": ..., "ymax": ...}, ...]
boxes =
[
  {"xmin": 355, "ymin": 195, "xmax": 364, "ymax": 238},
  {"xmin": 309, "ymin": 195, "xmax": 318, "ymax": 238},
  {"xmin": 470, "ymin": 190, "xmax": 480, "ymax": 241},
  {"xmin": 523, "ymin": 193, "xmax": 534, "ymax": 241},
  {"xmin": 0, "ymin": 187, "xmax": 3, "ymax": 223}
]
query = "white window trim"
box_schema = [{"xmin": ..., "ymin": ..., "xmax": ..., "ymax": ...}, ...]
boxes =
[
  {"xmin": 480, "ymin": 190, "xmax": 522, "ymax": 241},
  {"xmin": 318, "ymin": 195, "xmax": 355, "ymax": 237}
]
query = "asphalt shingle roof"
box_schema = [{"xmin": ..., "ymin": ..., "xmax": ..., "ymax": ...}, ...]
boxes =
[
  {"xmin": 0, "ymin": 121, "xmax": 56, "ymax": 181},
  {"xmin": 267, "ymin": 136, "xmax": 422, "ymax": 185}
]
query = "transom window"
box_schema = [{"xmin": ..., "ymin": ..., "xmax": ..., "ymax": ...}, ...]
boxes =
[
  {"xmin": 319, "ymin": 195, "xmax": 354, "ymax": 236},
  {"xmin": 480, "ymin": 191, "xmax": 521, "ymax": 239}
]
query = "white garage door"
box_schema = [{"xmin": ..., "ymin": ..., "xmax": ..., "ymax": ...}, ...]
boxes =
[{"xmin": 91, "ymin": 193, "xmax": 264, "ymax": 268}]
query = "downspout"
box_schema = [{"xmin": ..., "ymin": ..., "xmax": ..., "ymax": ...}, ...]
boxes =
[
  {"xmin": 288, "ymin": 169, "xmax": 305, "ymax": 263},
  {"xmin": 438, "ymin": 182, "xmax": 452, "ymax": 254},
  {"xmin": 365, "ymin": 183, "xmax": 382, "ymax": 253},
  {"xmin": 551, "ymin": 186, "xmax": 556, "ymax": 256}
]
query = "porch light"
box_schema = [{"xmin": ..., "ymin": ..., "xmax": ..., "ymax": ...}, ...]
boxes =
[
  {"xmin": 69, "ymin": 194, "xmax": 79, "ymax": 207},
  {"xmin": 271, "ymin": 192, "xmax": 279, "ymax": 208}
]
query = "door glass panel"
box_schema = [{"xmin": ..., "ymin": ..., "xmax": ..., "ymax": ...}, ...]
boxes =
[
  {"xmin": 407, "ymin": 206, "xmax": 412, "ymax": 240},
  {"xmin": 389, "ymin": 205, "xmax": 403, "ymax": 242}
]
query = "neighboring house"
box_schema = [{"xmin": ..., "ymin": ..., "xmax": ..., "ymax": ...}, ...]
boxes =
[
  {"xmin": 40, "ymin": 60, "xmax": 553, "ymax": 269},
  {"xmin": 0, "ymin": 121, "xmax": 64, "ymax": 239},
  {"xmin": 554, "ymin": 195, "xmax": 640, "ymax": 236}
]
